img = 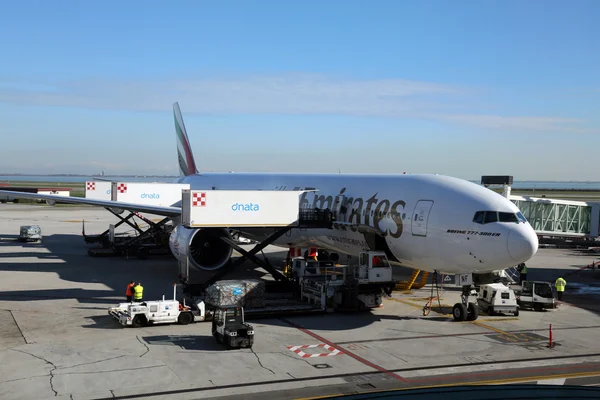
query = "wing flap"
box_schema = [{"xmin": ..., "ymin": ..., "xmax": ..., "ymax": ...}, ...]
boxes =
[{"xmin": 0, "ymin": 190, "xmax": 181, "ymax": 217}]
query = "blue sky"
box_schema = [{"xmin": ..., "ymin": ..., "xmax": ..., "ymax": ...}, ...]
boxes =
[{"xmin": 0, "ymin": 0, "xmax": 598, "ymax": 180}]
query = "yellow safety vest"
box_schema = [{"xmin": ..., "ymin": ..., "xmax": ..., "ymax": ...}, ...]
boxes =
[
  {"xmin": 133, "ymin": 285, "xmax": 144, "ymax": 300},
  {"xmin": 555, "ymin": 278, "xmax": 566, "ymax": 292},
  {"xmin": 521, "ymin": 265, "xmax": 528, "ymax": 274}
]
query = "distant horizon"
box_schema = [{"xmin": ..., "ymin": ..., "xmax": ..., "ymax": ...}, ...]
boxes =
[{"xmin": 1, "ymin": 172, "xmax": 599, "ymax": 183}]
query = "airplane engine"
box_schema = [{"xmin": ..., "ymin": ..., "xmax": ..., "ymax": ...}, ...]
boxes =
[{"xmin": 169, "ymin": 224, "xmax": 233, "ymax": 271}]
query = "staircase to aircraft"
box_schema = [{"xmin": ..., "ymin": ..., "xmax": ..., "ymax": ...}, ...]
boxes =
[{"xmin": 395, "ymin": 270, "xmax": 430, "ymax": 291}]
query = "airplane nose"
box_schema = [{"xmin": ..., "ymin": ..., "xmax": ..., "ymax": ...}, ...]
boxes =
[{"xmin": 507, "ymin": 226, "xmax": 539, "ymax": 262}]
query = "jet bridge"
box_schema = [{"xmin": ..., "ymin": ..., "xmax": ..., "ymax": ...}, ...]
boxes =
[
  {"xmin": 510, "ymin": 195, "xmax": 600, "ymax": 238},
  {"xmin": 179, "ymin": 190, "xmax": 334, "ymax": 295},
  {"xmin": 481, "ymin": 176, "xmax": 600, "ymax": 239}
]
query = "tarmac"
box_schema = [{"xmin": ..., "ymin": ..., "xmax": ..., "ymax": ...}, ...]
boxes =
[{"xmin": 1, "ymin": 204, "xmax": 600, "ymax": 400}]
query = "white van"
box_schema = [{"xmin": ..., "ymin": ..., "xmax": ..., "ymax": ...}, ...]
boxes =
[{"xmin": 477, "ymin": 283, "xmax": 519, "ymax": 316}]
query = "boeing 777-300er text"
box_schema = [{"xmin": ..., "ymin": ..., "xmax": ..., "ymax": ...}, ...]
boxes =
[{"xmin": 2, "ymin": 102, "xmax": 538, "ymax": 320}]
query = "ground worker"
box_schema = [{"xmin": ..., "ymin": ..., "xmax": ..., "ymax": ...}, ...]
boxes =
[
  {"xmin": 518, "ymin": 263, "xmax": 528, "ymax": 283},
  {"xmin": 555, "ymin": 277, "xmax": 566, "ymax": 301},
  {"xmin": 133, "ymin": 282, "xmax": 144, "ymax": 302},
  {"xmin": 126, "ymin": 280, "xmax": 135, "ymax": 302}
]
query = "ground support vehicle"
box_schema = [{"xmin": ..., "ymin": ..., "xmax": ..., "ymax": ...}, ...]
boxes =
[
  {"xmin": 190, "ymin": 251, "xmax": 397, "ymax": 322},
  {"xmin": 211, "ymin": 305, "xmax": 254, "ymax": 349},
  {"xmin": 512, "ymin": 280, "xmax": 556, "ymax": 311},
  {"xmin": 108, "ymin": 286, "xmax": 206, "ymax": 327},
  {"xmin": 477, "ymin": 283, "xmax": 519, "ymax": 316},
  {"xmin": 18, "ymin": 225, "xmax": 42, "ymax": 242},
  {"xmin": 83, "ymin": 211, "xmax": 173, "ymax": 260}
]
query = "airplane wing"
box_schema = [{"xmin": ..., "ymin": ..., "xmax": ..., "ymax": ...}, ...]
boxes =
[{"xmin": 0, "ymin": 190, "xmax": 182, "ymax": 217}]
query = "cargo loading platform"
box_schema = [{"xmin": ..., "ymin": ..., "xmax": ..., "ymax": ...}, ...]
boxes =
[{"xmin": 177, "ymin": 189, "xmax": 335, "ymax": 295}]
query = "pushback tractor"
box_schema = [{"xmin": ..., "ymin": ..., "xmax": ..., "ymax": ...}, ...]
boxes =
[{"xmin": 108, "ymin": 285, "xmax": 206, "ymax": 327}]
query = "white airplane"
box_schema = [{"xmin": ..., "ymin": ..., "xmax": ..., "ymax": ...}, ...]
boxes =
[{"xmin": 1, "ymin": 102, "xmax": 538, "ymax": 320}]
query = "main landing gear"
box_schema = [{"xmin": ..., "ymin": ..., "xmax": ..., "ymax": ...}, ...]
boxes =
[{"xmin": 452, "ymin": 285, "xmax": 479, "ymax": 322}]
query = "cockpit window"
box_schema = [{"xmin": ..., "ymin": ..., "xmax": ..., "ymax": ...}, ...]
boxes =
[
  {"xmin": 474, "ymin": 211, "xmax": 524, "ymax": 224},
  {"xmin": 473, "ymin": 211, "xmax": 485, "ymax": 224},
  {"xmin": 483, "ymin": 211, "xmax": 497, "ymax": 224},
  {"xmin": 498, "ymin": 212, "xmax": 518, "ymax": 223}
]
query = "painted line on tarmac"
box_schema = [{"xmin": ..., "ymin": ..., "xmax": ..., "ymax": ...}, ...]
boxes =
[
  {"xmin": 406, "ymin": 369, "xmax": 600, "ymax": 389},
  {"xmin": 53, "ymin": 352, "xmax": 600, "ymax": 400},
  {"xmin": 295, "ymin": 363, "xmax": 600, "ymax": 399},
  {"xmin": 478, "ymin": 317, "xmax": 520, "ymax": 322},
  {"xmin": 471, "ymin": 321, "xmax": 513, "ymax": 336},
  {"xmin": 336, "ymin": 324, "xmax": 600, "ymax": 345},
  {"xmin": 279, "ymin": 317, "xmax": 408, "ymax": 383},
  {"xmin": 386, "ymin": 297, "xmax": 453, "ymax": 314}
]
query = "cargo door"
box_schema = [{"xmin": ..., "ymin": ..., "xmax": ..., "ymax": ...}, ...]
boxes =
[{"xmin": 411, "ymin": 200, "xmax": 434, "ymax": 237}]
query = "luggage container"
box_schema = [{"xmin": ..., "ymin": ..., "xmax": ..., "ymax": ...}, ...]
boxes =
[{"xmin": 111, "ymin": 182, "xmax": 190, "ymax": 207}]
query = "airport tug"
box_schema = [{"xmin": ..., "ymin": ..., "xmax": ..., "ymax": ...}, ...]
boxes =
[{"xmin": 108, "ymin": 284, "xmax": 206, "ymax": 328}]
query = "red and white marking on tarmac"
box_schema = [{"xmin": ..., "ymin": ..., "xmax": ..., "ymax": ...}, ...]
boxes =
[{"xmin": 287, "ymin": 343, "xmax": 343, "ymax": 358}]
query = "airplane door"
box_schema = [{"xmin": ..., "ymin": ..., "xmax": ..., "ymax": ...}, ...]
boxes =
[{"xmin": 411, "ymin": 200, "xmax": 434, "ymax": 237}]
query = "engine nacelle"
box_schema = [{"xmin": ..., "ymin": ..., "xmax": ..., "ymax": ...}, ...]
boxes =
[{"xmin": 169, "ymin": 224, "xmax": 233, "ymax": 271}]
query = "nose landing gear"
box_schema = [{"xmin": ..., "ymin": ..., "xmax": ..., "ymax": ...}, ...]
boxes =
[{"xmin": 453, "ymin": 285, "xmax": 479, "ymax": 321}]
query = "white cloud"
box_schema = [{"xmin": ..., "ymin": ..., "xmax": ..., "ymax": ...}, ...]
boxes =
[
  {"xmin": 0, "ymin": 73, "xmax": 592, "ymax": 133},
  {"xmin": 437, "ymin": 114, "xmax": 591, "ymax": 133}
]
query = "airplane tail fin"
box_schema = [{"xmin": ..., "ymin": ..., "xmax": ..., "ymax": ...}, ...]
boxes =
[{"xmin": 173, "ymin": 102, "xmax": 199, "ymax": 177}]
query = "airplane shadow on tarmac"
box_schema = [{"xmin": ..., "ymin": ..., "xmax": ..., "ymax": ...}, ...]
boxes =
[
  {"xmin": 142, "ymin": 334, "xmax": 230, "ymax": 351},
  {"xmin": 0, "ymin": 233, "xmax": 385, "ymax": 331},
  {"xmin": 8, "ymin": 232, "xmax": 595, "ymax": 332}
]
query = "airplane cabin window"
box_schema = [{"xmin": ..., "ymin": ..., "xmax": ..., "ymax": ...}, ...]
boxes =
[
  {"xmin": 473, "ymin": 211, "xmax": 485, "ymax": 224},
  {"xmin": 483, "ymin": 211, "xmax": 498, "ymax": 224},
  {"xmin": 498, "ymin": 212, "xmax": 518, "ymax": 223}
]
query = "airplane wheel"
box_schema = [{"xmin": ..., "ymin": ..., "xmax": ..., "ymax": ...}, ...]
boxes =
[
  {"xmin": 466, "ymin": 302, "xmax": 479, "ymax": 321},
  {"xmin": 452, "ymin": 303, "xmax": 467, "ymax": 321}
]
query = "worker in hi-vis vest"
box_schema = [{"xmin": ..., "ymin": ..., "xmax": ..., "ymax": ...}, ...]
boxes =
[
  {"xmin": 133, "ymin": 282, "xmax": 144, "ymax": 302},
  {"xmin": 555, "ymin": 277, "xmax": 566, "ymax": 301},
  {"xmin": 518, "ymin": 263, "xmax": 528, "ymax": 283}
]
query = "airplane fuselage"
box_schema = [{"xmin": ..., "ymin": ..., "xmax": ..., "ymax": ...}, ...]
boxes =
[{"xmin": 174, "ymin": 172, "xmax": 538, "ymax": 275}]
